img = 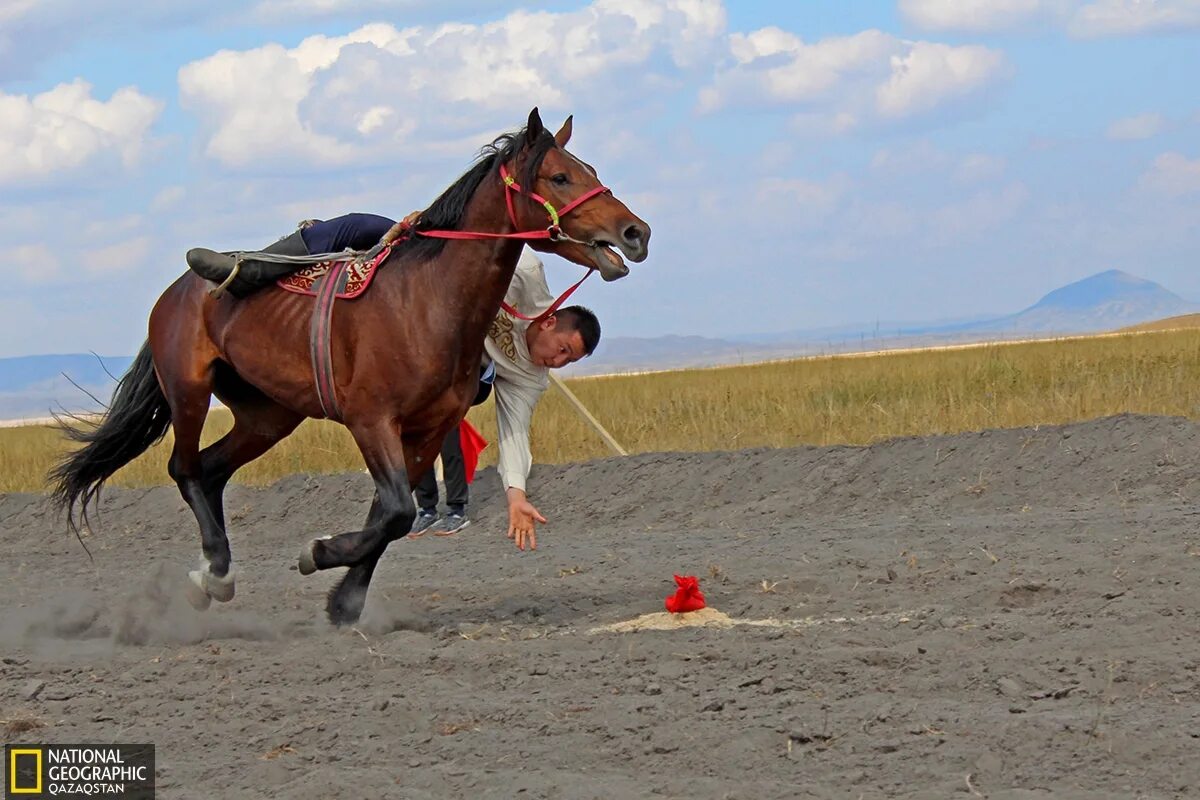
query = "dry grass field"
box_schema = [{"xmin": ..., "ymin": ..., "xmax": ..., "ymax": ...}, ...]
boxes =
[{"xmin": 2, "ymin": 327, "xmax": 1198, "ymax": 495}]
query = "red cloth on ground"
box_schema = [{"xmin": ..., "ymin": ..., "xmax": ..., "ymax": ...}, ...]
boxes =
[
  {"xmin": 458, "ymin": 420, "xmax": 488, "ymax": 484},
  {"xmin": 664, "ymin": 575, "xmax": 706, "ymax": 613}
]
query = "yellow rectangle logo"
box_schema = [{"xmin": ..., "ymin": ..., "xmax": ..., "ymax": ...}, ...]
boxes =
[{"xmin": 9, "ymin": 748, "xmax": 42, "ymax": 794}]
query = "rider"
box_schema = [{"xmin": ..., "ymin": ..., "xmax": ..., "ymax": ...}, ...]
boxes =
[{"xmin": 187, "ymin": 212, "xmax": 600, "ymax": 550}]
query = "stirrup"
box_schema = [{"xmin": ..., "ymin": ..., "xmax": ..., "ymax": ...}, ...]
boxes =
[{"xmin": 210, "ymin": 259, "xmax": 242, "ymax": 298}]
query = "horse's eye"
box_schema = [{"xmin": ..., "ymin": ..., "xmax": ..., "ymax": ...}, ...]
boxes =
[{"xmin": 551, "ymin": 173, "xmax": 570, "ymax": 186}]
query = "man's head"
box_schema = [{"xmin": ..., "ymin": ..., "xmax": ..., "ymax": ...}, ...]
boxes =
[{"xmin": 525, "ymin": 305, "xmax": 601, "ymax": 369}]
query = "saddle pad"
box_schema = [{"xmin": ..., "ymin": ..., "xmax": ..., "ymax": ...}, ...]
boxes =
[{"xmin": 276, "ymin": 244, "xmax": 393, "ymax": 299}]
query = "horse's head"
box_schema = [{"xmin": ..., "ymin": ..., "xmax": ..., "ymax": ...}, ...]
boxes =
[{"xmin": 507, "ymin": 108, "xmax": 650, "ymax": 282}]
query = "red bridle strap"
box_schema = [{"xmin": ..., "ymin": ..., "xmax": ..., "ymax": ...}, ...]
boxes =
[
  {"xmin": 397, "ymin": 161, "xmax": 612, "ymax": 322},
  {"xmin": 498, "ymin": 163, "xmax": 611, "ymax": 233}
]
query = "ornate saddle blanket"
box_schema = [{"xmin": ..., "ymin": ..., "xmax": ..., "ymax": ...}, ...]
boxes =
[{"xmin": 276, "ymin": 244, "xmax": 392, "ymax": 299}]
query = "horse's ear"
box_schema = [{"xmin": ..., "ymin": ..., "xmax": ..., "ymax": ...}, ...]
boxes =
[
  {"xmin": 554, "ymin": 115, "xmax": 573, "ymax": 148},
  {"xmin": 526, "ymin": 108, "xmax": 544, "ymax": 146}
]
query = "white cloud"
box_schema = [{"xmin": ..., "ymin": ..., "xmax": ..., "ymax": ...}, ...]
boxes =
[
  {"xmin": 955, "ymin": 153, "xmax": 1007, "ymax": 183},
  {"xmin": 151, "ymin": 186, "xmax": 187, "ymax": 212},
  {"xmin": 1070, "ymin": 0, "xmax": 1200, "ymax": 37},
  {"xmin": 247, "ymin": 0, "xmax": 555, "ymax": 21},
  {"xmin": 701, "ymin": 29, "xmax": 897, "ymax": 112},
  {"xmin": 14, "ymin": 244, "xmax": 61, "ymax": 284},
  {"xmin": 0, "ymin": 0, "xmax": 38, "ymax": 24},
  {"xmin": 1138, "ymin": 152, "xmax": 1200, "ymax": 196},
  {"xmin": 178, "ymin": 1, "xmax": 726, "ymax": 169},
  {"xmin": 900, "ymin": 0, "xmax": 1200, "ymax": 36},
  {"xmin": 753, "ymin": 175, "xmax": 853, "ymax": 227},
  {"xmin": 898, "ymin": 0, "xmax": 1069, "ymax": 32},
  {"xmin": 0, "ymin": 1, "xmax": 562, "ymax": 81},
  {"xmin": 175, "ymin": 3, "xmax": 1017, "ymax": 168},
  {"xmin": 876, "ymin": 42, "xmax": 1008, "ymax": 119},
  {"xmin": 0, "ymin": 80, "xmax": 162, "ymax": 186},
  {"xmin": 789, "ymin": 111, "xmax": 860, "ymax": 136},
  {"xmin": 928, "ymin": 181, "xmax": 1029, "ymax": 243},
  {"xmin": 702, "ymin": 29, "xmax": 1007, "ymax": 127},
  {"xmin": 82, "ymin": 236, "xmax": 153, "ymax": 276},
  {"xmin": 1106, "ymin": 112, "xmax": 1166, "ymax": 140},
  {"xmin": 870, "ymin": 142, "xmax": 1007, "ymax": 183}
]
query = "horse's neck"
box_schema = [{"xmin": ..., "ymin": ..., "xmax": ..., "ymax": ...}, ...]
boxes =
[{"xmin": 397, "ymin": 177, "xmax": 526, "ymax": 354}]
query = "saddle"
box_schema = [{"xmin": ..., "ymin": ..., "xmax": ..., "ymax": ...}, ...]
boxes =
[
  {"xmin": 186, "ymin": 229, "xmax": 312, "ymax": 298},
  {"xmin": 187, "ymin": 227, "xmax": 400, "ymax": 423}
]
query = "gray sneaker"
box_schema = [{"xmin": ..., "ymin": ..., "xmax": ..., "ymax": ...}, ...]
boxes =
[
  {"xmin": 436, "ymin": 512, "xmax": 471, "ymax": 535},
  {"xmin": 410, "ymin": 509, "xmax": 439, "ymax": 536}
]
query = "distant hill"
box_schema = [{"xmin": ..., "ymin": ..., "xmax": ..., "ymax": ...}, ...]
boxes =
[
  {"xmin": 1118, "ymin": 313, "xmax": 1200, "ymax": 333},
  {"xmin": 993, "ymin": 270, "xmax": 1199, "ymax": 333},
  {"xmin": 572, "ymin": 271, "xmax": 1199, "ymax": 375}
]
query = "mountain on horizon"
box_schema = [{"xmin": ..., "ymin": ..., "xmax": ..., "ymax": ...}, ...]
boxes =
[
  {"xmin": 568, "ymin": 269, "xmax": 1198, "ymax": 374},
  {"xmin": 994, "ymin": 269, "xmax": 1198, "ymax": 332}
]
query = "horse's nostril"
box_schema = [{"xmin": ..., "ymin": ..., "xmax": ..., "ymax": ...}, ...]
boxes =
[{"xmin": 622, "ymin": 224, "xmax": 644, "ymax": 245}]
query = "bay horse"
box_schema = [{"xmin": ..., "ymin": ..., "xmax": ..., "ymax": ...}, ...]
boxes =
[{"xmin": 49, "ymin": 108, "xmax": 650, "ymax": 625}]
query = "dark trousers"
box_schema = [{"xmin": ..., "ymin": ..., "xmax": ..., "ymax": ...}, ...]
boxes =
[
  {"xmin": 412, "ymin": 373, "xmax": 494, "ymax": 512},
  {"xmin": 415, "ymin": 427, "xmax": 467, "ymax": 512},
  {"xmin": 299, "ymin": 213, "xmax": 396, "ymax": 255}
]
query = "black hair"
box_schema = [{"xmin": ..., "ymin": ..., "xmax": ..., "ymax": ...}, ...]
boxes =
[{"xmin": 556, "ymin": 305, "xmax": 601, "ymax": 356}]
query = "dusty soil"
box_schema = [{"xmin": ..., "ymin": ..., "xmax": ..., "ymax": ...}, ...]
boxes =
[{"xmin": 2, "ymin": 413, "xmax": 1199, "ymax": 799}]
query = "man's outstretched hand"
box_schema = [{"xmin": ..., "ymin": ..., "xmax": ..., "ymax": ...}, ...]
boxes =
[{"xmin": 506, "ymin": 487, "xmax": 546, "ymax": 551}]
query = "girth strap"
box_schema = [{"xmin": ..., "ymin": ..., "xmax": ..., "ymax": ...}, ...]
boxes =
[{"xmin": 310, "ymin": 260, "xmax": 350, "ymax": 421}]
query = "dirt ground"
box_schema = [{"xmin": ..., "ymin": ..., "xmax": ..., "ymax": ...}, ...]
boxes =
[{"xmin": 2, "ymin": 413, "xmax": 1198, "ymax": 799}]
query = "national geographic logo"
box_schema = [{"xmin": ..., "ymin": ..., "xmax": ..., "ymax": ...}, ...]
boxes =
[{"xmin": 5, "ymin": 745, "xmax": 154, "ymax": 799}]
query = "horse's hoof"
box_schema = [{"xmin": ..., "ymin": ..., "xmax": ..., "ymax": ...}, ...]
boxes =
[
  {"xmin": 207, "ymin": 570, "xmax": 236, "ymax": 602},
  {"xmin": 298, "ymin": 540, "xmax": 321, "ymax": 576},
  {"xmin": 326, "ymin": 595, "xmax": 363, "ymax": 627},
  {"xmin": 187, "ymin": 567, "xmax": 236, "ymax": 606},
  {"xmin": 184, "ymin": 571, "xmax": 213, "ymax": 611}
]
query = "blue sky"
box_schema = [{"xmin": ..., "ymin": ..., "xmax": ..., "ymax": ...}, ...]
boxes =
[{"xmin": 2, "ymin": 0, "xmax": 1198, "ymax": 358}]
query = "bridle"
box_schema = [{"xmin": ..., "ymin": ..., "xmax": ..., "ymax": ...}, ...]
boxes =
[{"xmin": 400, "ymin": 161, "xmax": 614, "ymax": 321}]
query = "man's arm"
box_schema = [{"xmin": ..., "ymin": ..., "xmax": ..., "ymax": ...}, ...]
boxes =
[
  {"xmin": 494, "ymin": 379, "xmax": 538, "ymax": 492},
  {"xmin": 494, "ymin": 378, "xmax": 547, "ymax": 549}
]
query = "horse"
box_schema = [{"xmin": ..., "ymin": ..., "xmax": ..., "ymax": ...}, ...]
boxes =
[{"xmin": 49, "ymin": 108, "xmax": 651, "ymax": 625}]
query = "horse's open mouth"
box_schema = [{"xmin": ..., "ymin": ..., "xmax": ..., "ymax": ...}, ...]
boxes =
[{"xmin": 592, "ymin": 240, "xmax": 628, "ymax": 273}]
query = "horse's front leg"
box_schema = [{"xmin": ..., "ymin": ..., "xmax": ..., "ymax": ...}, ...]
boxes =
[
  {"xmin": 321, "ymin": 431, "xmax": 447, "ymax": 625},
  {"xmin": 300, "ymin": 417, "xmax": 415, "ymax": 574},
  {"xmin": 298, "ymin": 418, "xmax": 441, "ymax": 625}
]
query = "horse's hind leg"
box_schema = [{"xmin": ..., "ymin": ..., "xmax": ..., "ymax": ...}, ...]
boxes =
[
  {"xmin": 186, "ymin": 368, "xmax": 303, "ymax": 608},
  {"xmin": 155, "ymin": 351, "xmax": 229, "ymax": 610}
]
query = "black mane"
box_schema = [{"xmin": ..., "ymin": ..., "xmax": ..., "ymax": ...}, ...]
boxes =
[{"xmin": 394, "ymin": 125, "xmax": 557, "ymax": 262}]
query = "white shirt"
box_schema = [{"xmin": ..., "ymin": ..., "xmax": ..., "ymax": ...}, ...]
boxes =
[{"xmin": 483, "ymin": 249, "xmax": 556, "ymax": 492}]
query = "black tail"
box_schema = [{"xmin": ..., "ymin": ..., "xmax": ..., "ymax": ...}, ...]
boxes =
[{"xmin": 49, "ymin": 342, "xmax": 172, "ymax": 529}]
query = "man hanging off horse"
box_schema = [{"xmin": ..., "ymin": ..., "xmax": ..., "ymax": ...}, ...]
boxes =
[
  {"xmin": 52, "ymin": 110, "xmax": 648, "ymax": 625},
  {"xmin": 187, "ymin": 212, "xmax": 600, "ymax": 551}
]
